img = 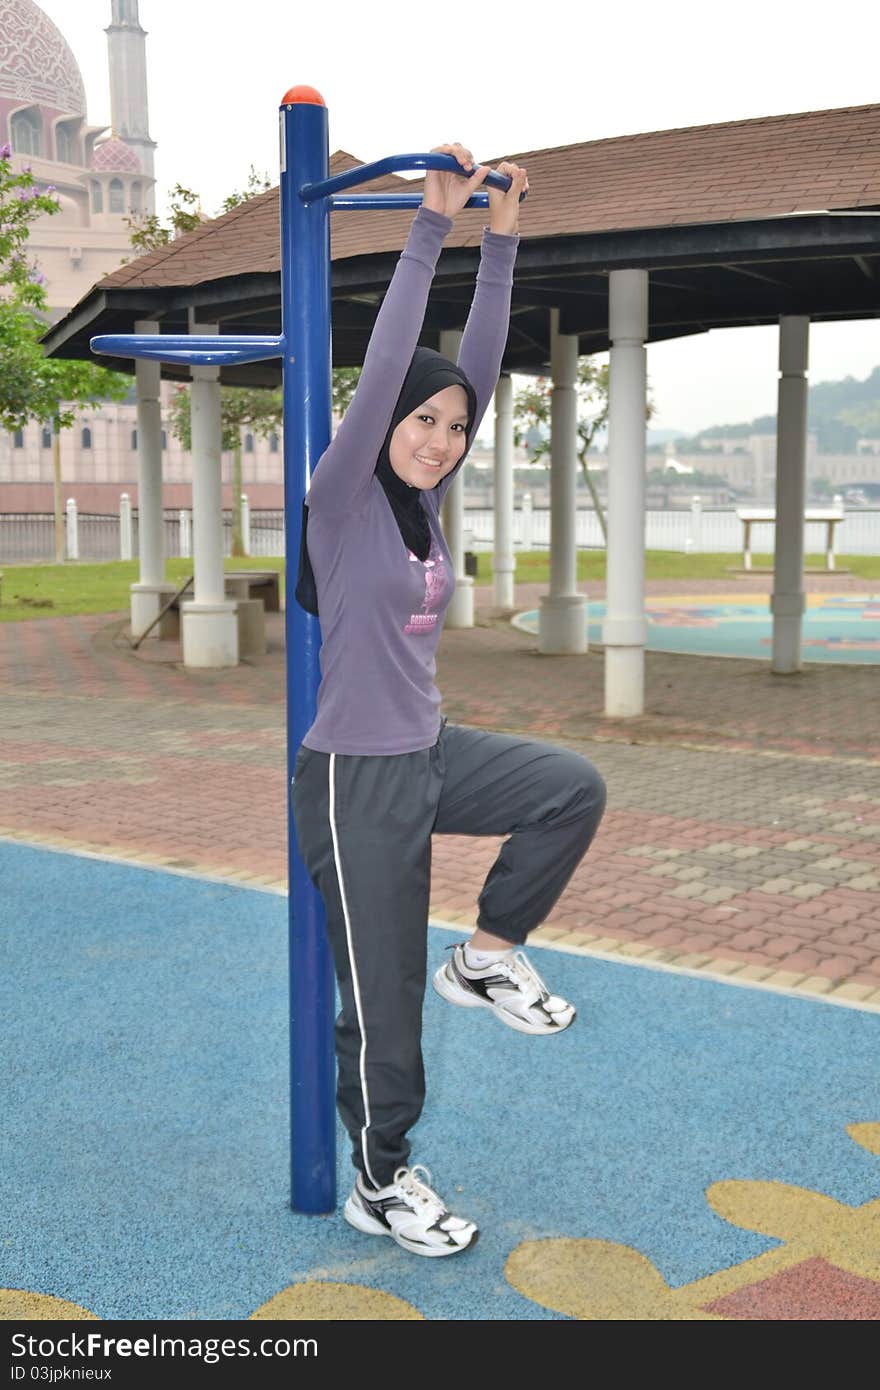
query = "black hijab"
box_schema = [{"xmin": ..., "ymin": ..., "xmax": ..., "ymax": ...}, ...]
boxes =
[{"xmin": 296, "ymin": 347, "xmax": 478, "ymax": 616}]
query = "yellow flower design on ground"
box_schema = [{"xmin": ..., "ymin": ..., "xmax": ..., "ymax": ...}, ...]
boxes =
[
  {"xmin": 506, "ymin": 1123, "xmax": 880, "ymax": 1320},
  {"xmin": 249, "ymin": 1281, "xmax": 423, "ymax": 1320},
  {"xmin": 0, "ymin": 1290, "xmax": 97, "ymax": 1320}
]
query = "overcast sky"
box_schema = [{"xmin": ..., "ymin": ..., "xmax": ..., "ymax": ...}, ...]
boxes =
[{"xmin": 38, "ymin": 0, "xmax": 880, "ymax": 436}]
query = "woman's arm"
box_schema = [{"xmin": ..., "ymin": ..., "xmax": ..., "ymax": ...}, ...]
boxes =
[
  {"xmin": 455, "ymin": 228, "xmax": 519, "ymax": 433},
  {"xmin": 437, "ymin": 161, "xmax": 527, "ymax": 504},
  {"xmin": 307, "ymin": 144, "xmax": 489, "ymax": 515}
]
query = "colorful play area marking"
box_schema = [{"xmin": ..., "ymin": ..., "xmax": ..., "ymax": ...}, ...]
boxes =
[
  {"xmin": 2, "ymin": 840, "xmax": 878, "ymax": 1320},
  {"xmin": 513, "ymin": 594, "xmax": 880, "ymax": 664}
]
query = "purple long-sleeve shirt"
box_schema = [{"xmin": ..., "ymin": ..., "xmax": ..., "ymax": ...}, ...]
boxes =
[{"xmin": 302, "ymin": 205, "xmax": 518, "ymax": 755}]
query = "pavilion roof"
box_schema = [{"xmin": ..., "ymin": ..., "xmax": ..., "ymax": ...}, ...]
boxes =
[
  {"xmin": 41, "ymin": 104, "xmax": 880, "ymax": 378},
  {"xmin": 90, "ymin": 104, "xmax": 880, "ymax": 290}
]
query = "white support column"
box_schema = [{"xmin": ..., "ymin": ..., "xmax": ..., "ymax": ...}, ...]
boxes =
[
  {"xmin": 130, "ymin": 320, "xmax": 175, "ymax": 638},
  {"xmin": 179, "ymin": 509, "xmax": 191, "ymax": 558},
  {"xmin": 492, "ymin": 373, "xmax": 515, "ymax": 610},
  {"xmin": 181, "ymin": 319, "xmax": 238, "ymax": 668},
  {"xmin": 539, "ymin": 310, "xmax": 587, "ymax": 653},
  {"xmin": 603, "ymin": 269, "xmax": 649, "ymax": 716},
  {"xmin": 771, "ymin": 316, "xmax": 809, "ymax": 674},
  {"xmin": 438, "ymin": 328, "xmax": 473, "ymax": 628}
]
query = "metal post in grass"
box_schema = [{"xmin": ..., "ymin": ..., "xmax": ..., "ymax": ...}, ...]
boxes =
[{"xmin": 92, "ymin": 86, "xmax": 519, "ymax": 1214}]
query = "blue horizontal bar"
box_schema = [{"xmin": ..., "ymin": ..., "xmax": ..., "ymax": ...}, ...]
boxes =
[
  {"xmin": 302, "ymin": 153, "xmax": 526, "ymax": 204},
  {"xmin": 330, "ymin": 192, "xmax": 493, "ymax": 210},
  {"xmin": 90, "ymin": 334, "xmax": 284, "ymax": 366}
]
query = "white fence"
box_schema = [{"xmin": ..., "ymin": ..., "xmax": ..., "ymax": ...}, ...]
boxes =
[
  {"xmin": 0, "ymin": 501, "xmax": 285, "ymax": 563},
  {"xmin": 2, "ymin": 503, "xmax": 878, "ymax": 562},
  {"xmin": 463, "ymin": 506, "xmax": 880, "ymax": 557}
]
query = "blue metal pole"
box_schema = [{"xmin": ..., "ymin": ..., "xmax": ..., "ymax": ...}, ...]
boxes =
[{"xmin": 280, "ymin": 87, "xmax": 336, "ymax": 1215}]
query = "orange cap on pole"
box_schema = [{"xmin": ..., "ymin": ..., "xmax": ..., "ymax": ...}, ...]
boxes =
[{"xmin": 281, "ymin": 85, "xmax": 326, "ymax": 106}]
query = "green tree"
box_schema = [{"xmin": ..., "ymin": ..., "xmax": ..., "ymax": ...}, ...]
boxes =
[
  {"xmin": 332, "ymin": 367, "xmax": 361, "ymax": 417},
  {"xmin": 1, "ymin": 144, "xmax": 131, "ymax": 556},
  {"xmin": 123, "ymin": 183, "xmax": 203, "ymax": 257},
  {"xmin": 514, "ymin": 360, "xmax": 655, "ymax": 544},
  {"xmin": 0, "ymin": 142, "xmax": 61, "ymax": 428},
  {"xmin": 168, "ymin": 385, "xmax": 283, "ymax": 556},
  {"xmin": 220, "ymin": 166, "xmax": 273, "ymax": 214},
  {"xmin": 123, "ymin": 171, "xmax": 273, "ymax": 257},
  {"xmin": 514, "ymin": 360, "xmax": 611, "ymax": 541}
]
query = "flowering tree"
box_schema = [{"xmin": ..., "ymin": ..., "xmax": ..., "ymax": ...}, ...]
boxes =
[
  {"xmin": 1, "ymin": 144, "xmax": 131, "ymax": 557},
  {"xmin": 0, "ymin": 141, "xmax": 62, "ymax": 428}
]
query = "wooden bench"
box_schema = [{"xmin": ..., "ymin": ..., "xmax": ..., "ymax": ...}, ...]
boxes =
[
  {"xmin": 736, "ymin": 508, "xmax": 846, "ymax": 572},
  {"xmin": 223, "ymin": 569, "xmax": 281, "ymax": 610}
]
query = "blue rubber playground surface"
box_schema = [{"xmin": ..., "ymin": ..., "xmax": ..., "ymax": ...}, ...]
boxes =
[
  {"xmin": 2, "ymin": 838, "xmax": 880, "ymax": 1322},
  {"xmin": 514, "ymin": 594, "xmax": 880, "ymax": 664}
]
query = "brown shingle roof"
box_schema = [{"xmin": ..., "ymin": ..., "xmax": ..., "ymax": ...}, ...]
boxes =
[{"xmin": 94, "ymin": 103, "xmax": 880, "ymax": 295}]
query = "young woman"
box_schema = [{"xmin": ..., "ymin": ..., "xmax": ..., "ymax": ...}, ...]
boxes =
[{"xmin": 292, "ymin": 143, "xmax": 606, "ymax": 1258}]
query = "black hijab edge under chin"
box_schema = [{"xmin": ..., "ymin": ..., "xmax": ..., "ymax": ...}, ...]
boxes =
[{"xmin": 295, "ymin": 349, "xmax": 478, "ymax": 616}]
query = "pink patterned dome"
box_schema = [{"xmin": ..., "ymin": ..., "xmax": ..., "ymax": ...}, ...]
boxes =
[
  {"xmin": 91, "ymin": 136, "xmax": 141, "ymax": 173},
  {"xmin": 0, "ymin": 0, "xmax": 86, "ymax": 114}
]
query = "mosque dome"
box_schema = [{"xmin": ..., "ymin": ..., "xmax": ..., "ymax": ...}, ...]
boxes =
[
  {"xmin": 0, "ymin": 0, "xmax": 87, "ymax": 115},
  {"xmin": 91, "ymin": 136, "xmax": 141, "ymax": 173}
]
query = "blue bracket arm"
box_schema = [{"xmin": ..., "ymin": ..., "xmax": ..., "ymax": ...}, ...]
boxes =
[{"xmin": 90, "ymin": 334, "xmax": 283, "ymax": 367}]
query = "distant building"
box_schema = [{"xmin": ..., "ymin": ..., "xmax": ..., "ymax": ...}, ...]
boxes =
[
  {"xmin": 0, "ymin": 1, "xmax": 167, "ymax": 509},
  {"xmin": 0, "ymin": 0, "xmax": 155, "ymax": 317}
]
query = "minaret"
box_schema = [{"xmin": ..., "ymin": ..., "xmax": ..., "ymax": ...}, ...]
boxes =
[{"xmin": 105, "ymin": 0, "xmax": 156, "ymax": 210}]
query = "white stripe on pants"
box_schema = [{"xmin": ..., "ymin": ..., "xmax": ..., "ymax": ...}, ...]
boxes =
[{"xmin": 292, "ymin": 722, "xmax": 606, "ymax": 1186}]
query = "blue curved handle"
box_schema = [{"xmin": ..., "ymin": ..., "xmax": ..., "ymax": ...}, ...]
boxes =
[{"xmin": 300, "ymin": 152, "xmax": 527, "ymax": 205}]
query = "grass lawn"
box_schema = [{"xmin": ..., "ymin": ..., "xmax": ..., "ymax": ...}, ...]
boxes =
[
  {"xmin": 0, "ymin": 557, "xmax": 284, "ymax": 623},
  {"xmin": 470, "ymin": 550, "xmax": 880, "ymax": 585},
  {"xmin": 0, "ymin": 551, "xmax": 877, "ymax": 622}
]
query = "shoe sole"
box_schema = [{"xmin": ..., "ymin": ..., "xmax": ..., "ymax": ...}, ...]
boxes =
[
  {"xmin": 432, "ymin": 963, "xmax": 576, "ymax": 1036},
  {"xmin": 343, "ymin": 1195, "xmax": 478, "ymax": 1257}
]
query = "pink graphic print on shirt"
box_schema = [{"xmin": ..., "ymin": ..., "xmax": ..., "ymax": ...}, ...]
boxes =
[{"xmin": 404, "ymin": 540, "xmax": 448, "ymax": 635}]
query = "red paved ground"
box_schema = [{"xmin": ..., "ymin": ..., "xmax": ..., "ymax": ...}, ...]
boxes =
[{"xmin": 0, "ymin": 572, "xmax": 878, "ymax": 1006}]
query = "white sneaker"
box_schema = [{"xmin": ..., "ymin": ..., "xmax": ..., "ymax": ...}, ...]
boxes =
[
  {"xmin": 343, "ymin": 1164, "xmax": 478, "ymax": 1258},
  {"xmin": 432, "ymin": 943, "xmax": 576, "ymax": 1035}
]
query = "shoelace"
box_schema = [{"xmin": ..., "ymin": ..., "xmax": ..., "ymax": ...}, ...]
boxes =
[
  {"xmin": 504, "ymin": 950, "xmax": 550, "ymax": 1001},
  {"xmin": 393, "ymin": 1164, "xmax": 447, "ymax": 1220}
]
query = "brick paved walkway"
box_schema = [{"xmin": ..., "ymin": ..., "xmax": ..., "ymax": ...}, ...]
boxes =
[{"xmin": 1, "ymin": 573, "xmax": 878, "ymax": 1007}]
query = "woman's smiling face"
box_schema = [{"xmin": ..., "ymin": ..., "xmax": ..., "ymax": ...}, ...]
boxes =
[{"xmin": 388, "ymin": 384, "xmax": 469, "ymax": 489}]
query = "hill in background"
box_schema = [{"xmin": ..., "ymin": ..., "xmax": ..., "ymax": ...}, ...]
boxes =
[{"xmin": 674, "ymin": 365, "xmax": 880, "ymax": 453}]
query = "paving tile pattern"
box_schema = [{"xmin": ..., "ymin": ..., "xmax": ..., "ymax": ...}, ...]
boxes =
[{"xmin": 0, "ymin": 577, "xmax": 878, "ymax": 1005}]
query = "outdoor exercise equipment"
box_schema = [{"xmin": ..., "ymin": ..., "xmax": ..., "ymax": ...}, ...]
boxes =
[{"xmin": 92, "ymin": 87, "xmax": 522, "ymax": 1215}]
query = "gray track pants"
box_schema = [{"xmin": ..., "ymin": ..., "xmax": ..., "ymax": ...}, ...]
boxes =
[{"xmin": 292, "ymin": 721, "xmax": 606, "ymax": 1189}]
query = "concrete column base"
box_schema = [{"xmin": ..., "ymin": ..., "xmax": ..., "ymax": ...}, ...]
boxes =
[
  {"xmin": 538, "ymin": 594, "xmax": 588, "ymax": 654},
  {"xmin": 181, "ymin": 601, "xmax": 239, "ymax": 668},
  {"xmin": 604, "ymin": 646, "xmax": 645, "ymax": 717},
  {"xmin": 770, "ymin": 590, "xmax": 806, "ymax": 673},
  {"xmin": 445, "ymin": 576, "xmax": 474, "ymax": 629},
  {"xmin": 130, "ymin": 583, "xmax": 179, "ymax": 641}
]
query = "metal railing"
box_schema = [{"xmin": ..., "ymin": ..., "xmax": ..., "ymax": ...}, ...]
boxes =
[{"xmin": 2, "ymin": 505, "xmax": 878, "ymax": 563}]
